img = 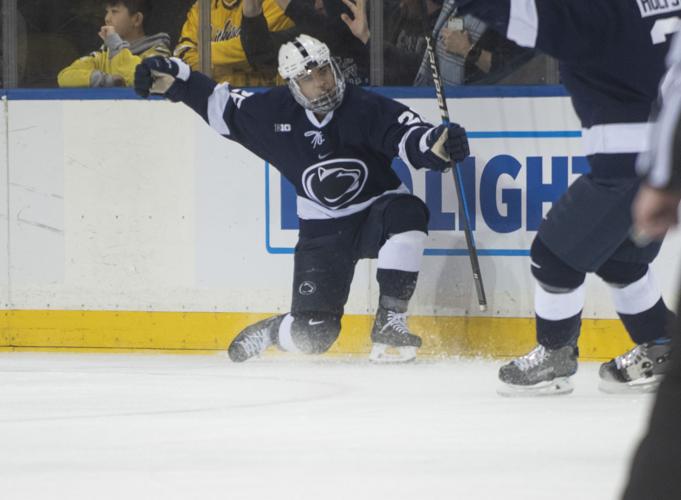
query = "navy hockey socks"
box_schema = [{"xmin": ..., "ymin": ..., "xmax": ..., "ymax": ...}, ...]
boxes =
[
  {"xmin": 377, "ymin": 268, "xmax": 418, "ymax": 303},
  {"xmin": 536, "ymin": 313, "xmax": 581, "ymax": 349},
  {"xmin": 534, "ymin": 281, "xmax": 585, "ymax": 348},
  {"xmin": 608, "ymin": 269, "xmax": 674, "ymax": 344},
  {"xmin": 618, "ymin": 298, "xmax": 675, "ymax": 344}
]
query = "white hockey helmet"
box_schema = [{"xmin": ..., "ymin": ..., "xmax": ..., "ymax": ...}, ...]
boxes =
[{"xmin": 278, "ymin": 34, "xmax": 346, "ymax": 113}]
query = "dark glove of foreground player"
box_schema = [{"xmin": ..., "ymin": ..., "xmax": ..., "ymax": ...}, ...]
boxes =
[
  {"xmin": 425, "ymin": 123, "xmax": 470, "ymax": 171},
  {"xmin": 134, "ymin": 56, "xmax": 181, "ymax": 98}
]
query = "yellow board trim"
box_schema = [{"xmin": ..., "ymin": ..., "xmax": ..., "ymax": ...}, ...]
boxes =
[{"xmin": 0, "ymin": 310, "xmax": 634, "ymax": 360}]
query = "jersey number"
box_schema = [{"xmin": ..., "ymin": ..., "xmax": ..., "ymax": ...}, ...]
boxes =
[
  {"xmin": 398, "ymin": 111, "xmax": 423, "ymax": 126},
  {"xmin": 651, "ymin": 17, "xmax": 681, "ymax": 44}
]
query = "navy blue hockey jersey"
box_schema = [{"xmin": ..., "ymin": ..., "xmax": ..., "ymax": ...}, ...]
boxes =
[
  {"xmin": 456, "ymin": 0, "xmax": 681, "ymax": 178},
  {"xmin": 168, "ymin": 76, "xmax": 437, "ymax": 221}
]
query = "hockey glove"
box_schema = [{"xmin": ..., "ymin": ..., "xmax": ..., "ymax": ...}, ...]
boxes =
[
  {"xmin": 424, "ymin": 123, "xmax": 470, "ymax": 171},
  {"xmin": 134, "ymin": 56, "xmax": 191, "ymax": 98}
]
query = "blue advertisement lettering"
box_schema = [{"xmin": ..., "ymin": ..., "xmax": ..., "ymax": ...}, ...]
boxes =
[{"xmin": 276, "ymin": 154, "xmax": 588, "ymax": 234}]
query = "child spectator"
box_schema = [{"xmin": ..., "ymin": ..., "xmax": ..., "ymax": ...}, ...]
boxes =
[{"xmin": 58, "ymin": 0, "xmax": 170, "ymax": 88}]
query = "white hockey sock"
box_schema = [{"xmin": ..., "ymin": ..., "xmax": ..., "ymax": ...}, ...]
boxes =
[
  {"xmin": 276, "ymin": 314, "xmax": 302, "ymax": 353},
  {"xmin": 377, "ymin": 230, "xmax": 427, "ymax": 272},
  {"xmin": 534, "ymin": 282, "xmax": 585, "ymax": 321},
  {"xmin": 609, "ymin": 269, "xmax": 662, "ymax": 315}
]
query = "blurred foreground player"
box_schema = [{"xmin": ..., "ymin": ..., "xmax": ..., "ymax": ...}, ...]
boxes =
[
  {"xmin": 454, "ymin": 0, "xmax": 678, "ymax": 395},
  {"xmin": 621, "ymin": 32, "xmax": 681, "ymax": 500},
  {"xmin": 134, "ymin": 34, "xmax": 469, "ymax": 362}
]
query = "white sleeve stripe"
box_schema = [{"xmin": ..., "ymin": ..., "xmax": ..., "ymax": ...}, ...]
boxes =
[
  {"xmin": 398, "ymin": 126, "xmax": 429, "ymax": 170},
  {"xmin": 170, "ymin": 57, "xmax": 191, "ymax": 81},
  {"xmin": 419, "ymin": 127, "xmax": 436, "ymax": 153},
  {"xmin": 508, "ymin": 0, "xmax": 538, "ymax": 48},
  {"xmin": 207, "ymin": 83, "xmax": 231, "ymax": 136}
]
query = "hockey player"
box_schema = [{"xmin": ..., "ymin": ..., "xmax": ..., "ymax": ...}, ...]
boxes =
[
  {"xmin": 133, "ymin": 34, "xmax": 470, "ymax": 363},
  {"xmin": 622, "ymin": 32, "xmax": 681, "ymax": 500},
  {"xmin": 453, "ymin": 0, "xmax": 678, "ymax": 395}
]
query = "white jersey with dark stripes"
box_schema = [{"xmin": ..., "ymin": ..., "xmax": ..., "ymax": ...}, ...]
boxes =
[{"xmin": 640, "ymin": 30, "xmax": 681, "ymax": 189}]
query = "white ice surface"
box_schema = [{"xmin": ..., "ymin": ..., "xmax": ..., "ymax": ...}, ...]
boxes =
[{"xmin": 0, "ymin": 353, "xmax": 654, "ymax": 500}]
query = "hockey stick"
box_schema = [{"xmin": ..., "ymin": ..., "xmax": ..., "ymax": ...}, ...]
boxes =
[{"xmin": 419, "ymin": 1, "xmax": 488, "ymax": 311}]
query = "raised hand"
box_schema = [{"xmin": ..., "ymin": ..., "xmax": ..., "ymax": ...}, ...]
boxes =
[
  {"xmin": 441, "ymin": 28, "xmax": 473, "ymax": 57},
  {"xmin": 340, "ymin": 0, "xmax": 369, "ymax": 44},
  {"xmin": 98, "ymin": 25, "xmax": 117, "ymax": 41}
]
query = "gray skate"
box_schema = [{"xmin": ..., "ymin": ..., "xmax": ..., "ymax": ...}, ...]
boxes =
[
  {"xmin": 497, "ymin": 344, "xmax": 578, "ymax": 397},
  {"xmin": 599, "ymin": 339, "xmax": 671, "ymax": 394},
  {"xmin": 369, "ymin": 308, "xmax": 422, "ymax": 363},
  {"xmin": 228, "ymin": 315, "xmax": 284, "ymax": 362}
]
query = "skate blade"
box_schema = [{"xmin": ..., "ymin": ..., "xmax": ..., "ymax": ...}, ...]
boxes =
[
  {"xmin": 497, "ymin": 377, "xmax": 574, "ymax": 397},
  {"xmin": 598, "ymin": 375, "xmax": 663, "ymax": 395},
  {"xmin": 369, "ymin": 344, "xmax": 417, "ymax": 364}
]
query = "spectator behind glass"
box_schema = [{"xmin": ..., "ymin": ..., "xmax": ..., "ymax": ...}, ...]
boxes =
[
  {"xmin": 240, "ymin": 0, "xmax": 369, "ymax": 86},
  {"xmin": 349, "ymin": 0, "xmax": 441, "ymax": 85},
  {"xmin": 174, "ymin": 0, "xmax": 293, "ymax": 86},
  {"xmin": 58, "ymin": 0, "xmax": 171, "ymax": 88},
  {"xmin": 414, "ymin": 3, "xmax": 534, "ymax": 86}
]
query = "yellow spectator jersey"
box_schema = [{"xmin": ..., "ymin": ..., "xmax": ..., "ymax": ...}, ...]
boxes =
[
  {"xmin": 174, "ymin": 0, "xmax": 293, "ymax": 86},
  {"xmin": 58, "ymin": 33, "xmax": 171, "ymax": 88}
]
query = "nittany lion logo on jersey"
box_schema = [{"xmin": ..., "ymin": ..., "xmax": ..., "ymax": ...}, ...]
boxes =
[{"xmin": 302, "ymin": 159, "xmax": 368, "ymax": 209}]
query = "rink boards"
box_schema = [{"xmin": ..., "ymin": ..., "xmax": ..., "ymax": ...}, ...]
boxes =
[{"xmin": 0, "ymin": 88, "xmax": 679, "ymax": 359}]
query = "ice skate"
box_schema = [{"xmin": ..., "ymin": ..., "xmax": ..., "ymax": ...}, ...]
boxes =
[
  {"xmin": 497, "ymin": 344, "xmax": 578, "ymax": 397},
  {"xmin": 228, "ymin": 315, "xmax": 284, "ymax": 362},
  {"xmin": 369, "ymin": 307, "xmax": 422, "ymax": 363},
  {"xmin": 598, "ymin": 339, "xmax": 671, "ymax": 394}
]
